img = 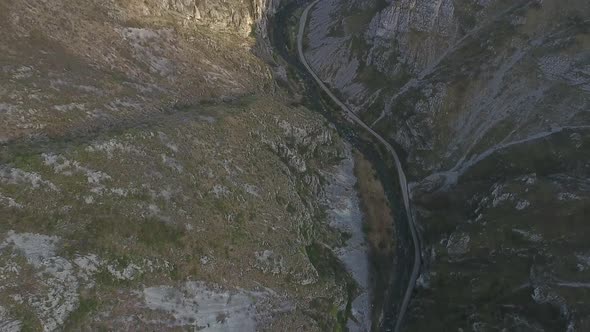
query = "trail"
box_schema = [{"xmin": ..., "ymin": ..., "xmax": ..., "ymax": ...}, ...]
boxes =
[{"xmin": 298, "ymin": 2, "xmax": 420, "ymax": 331}]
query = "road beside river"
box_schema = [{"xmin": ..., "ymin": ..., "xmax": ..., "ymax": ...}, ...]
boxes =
[{"xmin": 297, "ymin": 2, "xmax": 421, "ymax": 331}]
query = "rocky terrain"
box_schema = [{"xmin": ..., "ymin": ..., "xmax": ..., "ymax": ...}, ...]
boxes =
[
  {"xmin": 5, "ymin": 0, "xmax": 588, "ymax": 330},
  {"xmin": 0, "ymin": 0, "xmax": 378, "ymax": 330},
  {"xmin": 304, "ymin": 0, "xmax": 590, "ymax": 330}
]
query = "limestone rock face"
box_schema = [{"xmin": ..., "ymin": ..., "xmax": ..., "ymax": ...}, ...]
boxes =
[
  {"xmin": 133, "ymin": 0, "xmax": 281, "ymax": 36},
  {"xmin": 366, "ymin": 0, "xmax": 458, "ymax": 74}
]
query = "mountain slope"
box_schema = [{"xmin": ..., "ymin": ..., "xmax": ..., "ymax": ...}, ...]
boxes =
[
  {"xmin": 0, "ymin": 0, "xmax": 373, "ymax": 330},
  {"xmin": 304, "ymin": 0, "xmax": 590, "ymax": 330}
]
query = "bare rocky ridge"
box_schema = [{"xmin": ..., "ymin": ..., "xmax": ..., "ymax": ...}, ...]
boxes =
[{"xmin": 305, "ymin": 0, "xmax": 590, "ymax": 330}]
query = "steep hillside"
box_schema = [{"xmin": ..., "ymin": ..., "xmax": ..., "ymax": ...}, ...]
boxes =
[
  {"xmin": 0, "ymin": 0, "xmax": 373, "ymax": 330},
  {"xmin": 0, "ymin": 0, "xmax": 276, "ymax": 143},
  {"xmin": 305, "ymin": 0, "xmax": 590, "ymax": 330}
]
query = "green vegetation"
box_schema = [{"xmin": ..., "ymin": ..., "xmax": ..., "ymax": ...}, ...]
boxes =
[
  {"xmin": 137, "ymin": 219, "xmax": 185, "ymax": 249},
  {"xmin": 306, "ymin": 242, "xmax": 345, "ymax": 279},
  {"xmin": 10, "ymin": 303, "xmax": 42, "ymax": 332},
  {"xmin": 308, "ymin": 292, "xmax": 355, "ymax": 332},
  {"xmin": 63, "ymin": 295, "xmax": 99, "ymax": 329}
]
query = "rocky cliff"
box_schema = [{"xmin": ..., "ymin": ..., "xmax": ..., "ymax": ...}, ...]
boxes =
[
  {"xmin": 305, "ymin": 0, "xmax": 590, "ymax": 330},
  {"xmin": 365, "ymin": 0, "xmax": 457, "ymax": 75},
  {"xmin": 124, "ymin": 0, "xmax": 281, "ymax": 37}
]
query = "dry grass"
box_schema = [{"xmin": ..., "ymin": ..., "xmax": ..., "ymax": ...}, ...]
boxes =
[
  {"xmin": 353, "ymin": 150, "xmax": 394, "ymax": 256},
  {"xmin": 0, "ymin": 0, "xmax": 272, "ymax": 143},
  {"xmin": 352, "ymin": 149, "xmax": 395, "ymax": 328}
]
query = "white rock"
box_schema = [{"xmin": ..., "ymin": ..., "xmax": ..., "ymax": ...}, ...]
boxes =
[
  {"xmin": 107, "ymin": 263, "xmax": 142, "ymax": 281},
  {"xmin": 0, "ymin": 168, "xmax": 58, "ymax": 192},
  {"xmin": 0, "ymin": 232, "xmax": 84, "ymax": 332},
  {"xmin": 200, "ymin": 256, "xmax": 210, "ymax": 265},
  {"xmin": 254, "ymin": 250, "xmax": 284, "ymax": 275},
  {"xmin": 512, "ymin": 229, "xmax": 543, "ymax": 243},
  {"xmin": 0, "ymin": 305, "xmax": 21, "ymax": 332},
  {"xmin": 515, "ymin": 200, "xmax": 530, "ymax": 210},
  {"xmin": 143, "ymin": 282, "xmax": 267, "ymax": 330},
  {"xmin": 558, "ymin": 192, "xmax": 580, "ymax": 201},
  {"xmin": 447, "ymin": 232, "xmax": 471, "ymax": 256}
]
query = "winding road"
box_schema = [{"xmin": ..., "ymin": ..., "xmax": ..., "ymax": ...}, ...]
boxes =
[{"xmin": 297, "ymin": 1, "xmax": 420, "ymax": 331}]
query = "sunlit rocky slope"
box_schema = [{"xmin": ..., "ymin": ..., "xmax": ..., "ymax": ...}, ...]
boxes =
[{"xmin": 0, "ymin": 0, "xmax": 375, "ymax": 330}]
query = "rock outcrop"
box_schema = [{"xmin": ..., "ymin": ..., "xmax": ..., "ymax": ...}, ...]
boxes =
[
  {"xmin": 128, "ymin": 0, "xmax": 281, "ymax": 37},
  {"xmin": 365, "ymin": 0, "xmax": 458, "ymax": 74}
]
